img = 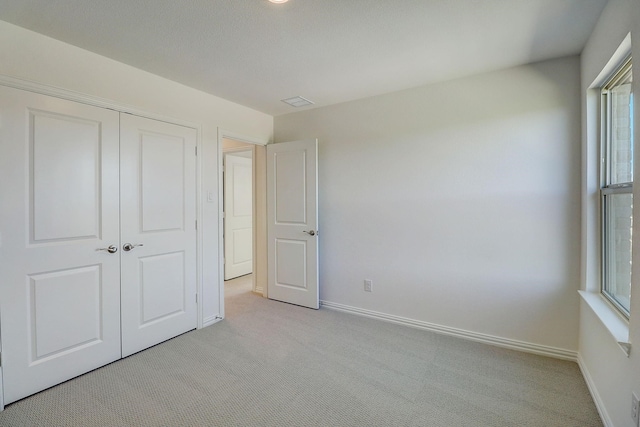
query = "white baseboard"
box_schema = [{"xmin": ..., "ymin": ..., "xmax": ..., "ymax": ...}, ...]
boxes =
[
  {"xmin": 254, "ymin": 286, "xmax": 264, "ymax": 295},
  {"xmin": 320, "ymin": 300, "xmax": 578, "ymax": 361},
  {"xmin": 202, "ymin": 315, "xmax": 223, "ymax": 328},
  {"xmin": 577, "ymin": 354, "xmax": 613, "ymax": 427}
]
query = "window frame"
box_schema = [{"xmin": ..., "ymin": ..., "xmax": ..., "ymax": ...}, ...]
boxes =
[{"xmin": 600, "ymin": 56, "xmax": 633, "ymax": 318}]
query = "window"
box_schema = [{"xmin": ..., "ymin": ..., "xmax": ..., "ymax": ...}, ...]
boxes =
[{"xmin": 601, "ymin": 57, "xmax": 633, "ymax": 317}]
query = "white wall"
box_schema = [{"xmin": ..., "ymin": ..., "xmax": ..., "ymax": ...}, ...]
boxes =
[
  {"xmin": 0, "ymin": 20, "xmax": 273, "ymax": 323},
  {"xmin": 275, "ymin": 56, "xmax": 582, "ymax": 353},
  {"xmin": 580, "ymin": 0, "xmax": 640, "ymax": 425}
]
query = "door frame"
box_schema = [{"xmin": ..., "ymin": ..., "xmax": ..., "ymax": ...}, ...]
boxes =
[{"xmin": 217, "ymin": 129, "xmax": 268, "ymax": 319}]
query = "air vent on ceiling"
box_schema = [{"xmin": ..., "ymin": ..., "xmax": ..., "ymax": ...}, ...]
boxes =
[{"xmin": 281, "ymin": 96, "xmax": 314, "ymax": 107}]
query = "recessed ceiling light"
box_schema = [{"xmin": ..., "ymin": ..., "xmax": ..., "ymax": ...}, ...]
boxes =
[
  {"xmin": 281, "ymin": 96, "xmax": 314, "ymax": 107},
  {"xmin": 269, "ymin": 0, "xmax": 289, "ymax": 3}
]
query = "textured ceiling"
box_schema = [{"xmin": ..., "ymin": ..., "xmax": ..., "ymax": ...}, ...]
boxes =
[{"xmin": 0, "ymin": 0, "xmax": 607, "ymax": 116}]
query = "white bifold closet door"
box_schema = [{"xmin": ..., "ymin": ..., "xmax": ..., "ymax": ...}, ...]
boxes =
[
  {"xmin": 0, "ymin": 86, "xmax": 122, "ymax": 404},
  {"xmin": 119, "ymin": 114, "xmax": 197, "ymax": 357},
  {"xmin": 0, "ymin": 86, "xmax": 197, "ymax": 404}
]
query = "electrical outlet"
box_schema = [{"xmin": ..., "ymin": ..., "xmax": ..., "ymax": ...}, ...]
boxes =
[
  {"xmin": 632, "ymin": 392, "xmax": 640, "ymax": 426},
  {"xmin": 364, "ymin": 279, "xmax": 372, "ymax": 292}
]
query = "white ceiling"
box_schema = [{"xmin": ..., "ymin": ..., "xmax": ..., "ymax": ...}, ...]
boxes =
[{"xmin": 0, "ymin": 0, "xmax": 607, "ymax": 116}]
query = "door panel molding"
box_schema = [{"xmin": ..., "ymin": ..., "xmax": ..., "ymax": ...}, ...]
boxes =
[{"xmin": 29, "ymin": 110, "xmax": 103, "ymax": 243}]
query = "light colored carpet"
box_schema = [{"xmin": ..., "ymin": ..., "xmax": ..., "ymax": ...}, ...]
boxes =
[{"xmin": 0, "ymin": 276, "xmax": 602, "ymax": 426}]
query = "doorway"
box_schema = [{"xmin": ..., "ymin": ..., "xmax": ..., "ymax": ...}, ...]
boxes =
[{"xmin": 218, "ymin": 133, "xmax": 268, "ymax": 317}]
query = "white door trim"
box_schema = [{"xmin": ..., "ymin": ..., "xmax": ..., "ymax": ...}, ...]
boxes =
[
  {"xmin": 0, "ymin": 75, "xmax": 200, "ymax": 129},
  {"xmin": 217, "ymin": 129, "xmax": 268, "ymax": 320}
]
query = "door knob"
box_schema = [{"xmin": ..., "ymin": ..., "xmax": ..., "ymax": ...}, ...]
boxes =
[
  {"xmin": 123, "ymin": 243, "xmax": 144, "ymax": 251},
  {"xmin": 303, "ymin": 230, "xmax": 317, "ymax": 236},
  {"xmin": 97, "ymin": 245, "xmax": 118, "ymax": 254}
]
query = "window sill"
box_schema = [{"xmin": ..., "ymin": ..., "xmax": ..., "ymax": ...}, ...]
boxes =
[{"xmin": 579, "ymin": 290, "xmax": 631, "ymax": 357}]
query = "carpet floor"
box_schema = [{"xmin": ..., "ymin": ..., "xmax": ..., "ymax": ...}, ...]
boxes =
[{"xmin": 0, "ymin": 275, "xmax": 602, "ymax": 426}]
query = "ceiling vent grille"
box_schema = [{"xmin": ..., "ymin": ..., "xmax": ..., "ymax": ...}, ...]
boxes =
[{"xmin": 281, "ymin": 96, "xmax": 314, "ymax": 107}]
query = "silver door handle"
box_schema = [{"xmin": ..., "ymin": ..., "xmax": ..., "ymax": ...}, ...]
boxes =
[
  {"xmin": 303, "ymin": 230, "xmax": 317, "ymax": 236},
  {"xmin": 123, "ymin": 243, "xmax": 144, "ymax": 251},
  {"xmin": 97, "ymin": 245, "xmax": 118, "ymax": 254}
]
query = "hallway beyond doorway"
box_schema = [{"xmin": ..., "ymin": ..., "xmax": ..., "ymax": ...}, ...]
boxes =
[{"xmin": 224, "ymin": 274, "xmax": 253, "ymax": 298}]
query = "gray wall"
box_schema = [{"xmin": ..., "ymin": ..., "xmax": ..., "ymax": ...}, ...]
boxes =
[{"xmin": 275, "ymin": 56, "xmax": 582, "ymax": 352}]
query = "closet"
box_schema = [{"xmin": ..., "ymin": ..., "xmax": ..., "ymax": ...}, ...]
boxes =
[{"xmin": 0, "ymin": 86, "xmax": 198, "ymax": 404}]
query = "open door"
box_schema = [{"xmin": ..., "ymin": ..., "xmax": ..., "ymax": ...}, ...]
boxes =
[{"xmin": 266, "ymin": 139, "xmax": 319, "ymax": 309}]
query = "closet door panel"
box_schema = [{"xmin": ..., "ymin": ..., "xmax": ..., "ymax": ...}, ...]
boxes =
[
  {"xmin": 120, "ymin": 114, "xmax": 197, "ymax": 357},
  {"xmin": 0, "ymin": 86, "xmax": 121, "ymax": 404}
]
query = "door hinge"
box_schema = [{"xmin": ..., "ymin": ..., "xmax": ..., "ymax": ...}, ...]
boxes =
[
  {"xmin": 195, "ymin": 219, "xmax": 197, "ymax": 230},
  {"xmin": 195, "ymin": 293, "xmax": 198, "ymax": 303},
  {"xmin": 195, "ymin": 146, "xmax": 198, "ymax": 156}
]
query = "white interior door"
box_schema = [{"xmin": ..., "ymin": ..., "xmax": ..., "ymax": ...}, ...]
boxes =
[
  {"xmin": 224, "ymin": 153, "xmax": 253, "ymax": 280},
  {"xmin": 120, "ymin": 114, "xmax": 198, "ymax": 357},
  {"xmin": 0, "ymin": 86, "xmax": 121, "ymax": 404},
  {"xmin": 267, "ymin": 139, "xmax": 319, "ymax": 309}
]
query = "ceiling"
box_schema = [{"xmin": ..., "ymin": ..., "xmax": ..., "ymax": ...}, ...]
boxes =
[{"xmin": 0, "ymin": 0, "xmax": 607, "ymax": 116}]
